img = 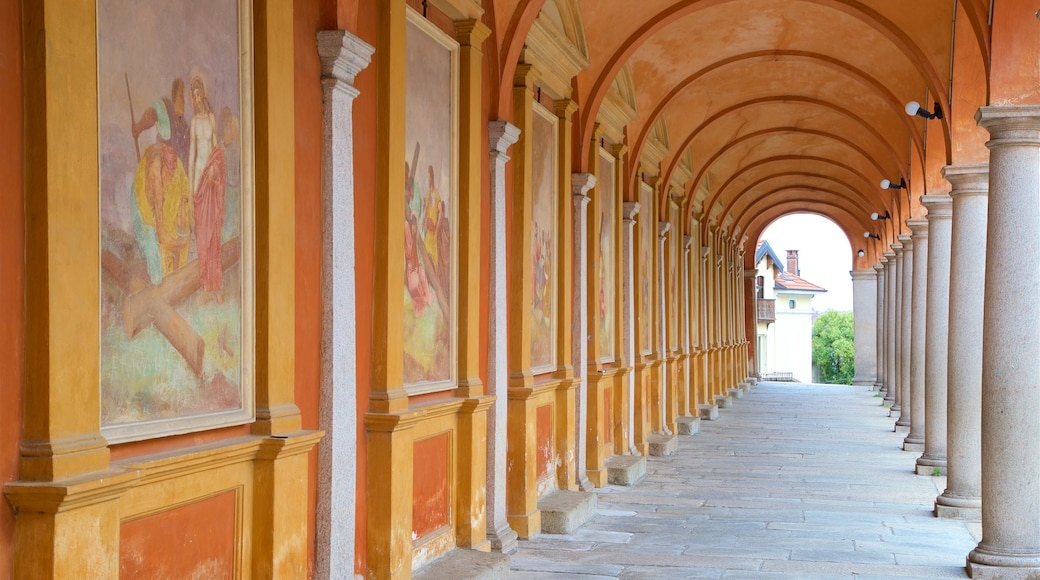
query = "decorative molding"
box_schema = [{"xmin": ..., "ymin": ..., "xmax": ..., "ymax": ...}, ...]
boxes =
[
  {"xmin": 521, "ymin": 1, "xmax": 589, "ymax": 100},
  {"xmin": 317, "ymin": 30, "xmax": 375, "ymax": 88}
]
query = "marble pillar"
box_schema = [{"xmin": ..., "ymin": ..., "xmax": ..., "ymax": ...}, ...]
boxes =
[
  {"xmin": 967, "ymin": 107, "xmax": 1040, "ymax": 578},
  {"xmin": 851, "ymin": 269, "xmax": 878, "ymax": 387},
  {"xmin": 916, "ymin": 195, "xmax": 952, "ymax": 475},
  {"xmin": 657, "ymin": 222, "xmax": 672, "ymax": 432},
  {"xmin": 571, "ymin": 173, "xmax": 597, "ymax": 492},
  {"xmin": 874, "ymin": 259, "xmax": 886, "ymax": 392},
  {"xmin": 903, "ymin": 221, "xmax": 927, "ymax": 452},
  {"xmin": 896, "ymin": 238, "xmax": 912, "ymax": 429},
  {"xmin": 934, "ymin": 164, "xmax": 987, "ymax": 520},
  {"xmin": 486, "ymin": 121, "xmax": 521, "ymax": 552},
  {"xmin": 622, "ymin": 201, "xmax": 641, "ymax": 454},
  {"xmin": 315, "ymin": 30, "xmax": 373, "ymax": 580}
]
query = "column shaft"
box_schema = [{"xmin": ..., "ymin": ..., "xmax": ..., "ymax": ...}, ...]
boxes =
[
  {"xmin": 874, "ymin": 260, "xmax": 886, "ymax": 392},
  {"xmin": 851, "ymin": 269, "xmax": 878, "ymax": 387},
  {"xmin": 903, "ymin": 222, "xmax": 927, "ymax": 451},
  {"xmin": 896, "ymin": 237, "xmax": 912, "ymax": 429},
  {"xmin": 571, "ymin": 174, "xmax": 596, "ymax": 492}
]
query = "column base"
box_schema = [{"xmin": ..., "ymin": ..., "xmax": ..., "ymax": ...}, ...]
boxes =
[
  {"xmin": 852, "ymin": 379, "xmax": 875, "ymax": 388},
  {"xmin": 915, "ymin": 454, "xmax": 947, "ymax": 475},
  {"xmin": 676, "ymin": 416, "xmax": 700, "ymax": 435},
  {"xmin": 968, "ymin": 545, "xmax": 1040, "ymax": 579},
  {"xmin": 648, "ymin": 433, "xmax": 678, "ymax": 457},
  {"xmin": 893, "ymin": 422, "xmax": 910, "ymax": 433},
  {"xmin": 487, "ymin": 522, "xmax": 520, "ymax": 555},
  {"xmin": 902, "ymin": 435, "xmax": 924, "ymax": 452},
  {"xmin": 697, "ymin": 404, "xmax": 719, "ymax": 421},
  {"xmin": 873, "ymin": 382, "xmax": 884, "ymax": 392},
  {"xmin": 935, "ymin": 492, "xmax": 981, "ymax": 520},
  {"xmin": 537, "ymin": 489, "xmax": 597, "ymax": 535},
  {"xmin": 889, "ymin": 404, "xmax": 901, "ymax": 416},
  {"xmin": 715, "ymin": 394, "xmax": 733, "ymax": 409},
  {"xmin": 884, "ymin": 394, "xmax": 895, "ymax": 404},
  {"xmin": 606, "ymin": 454, "xmax": 647, "ymax": 486},
  {"xmin": 728, "ymin": 387, "xmax": 744, "ymax": 400}
]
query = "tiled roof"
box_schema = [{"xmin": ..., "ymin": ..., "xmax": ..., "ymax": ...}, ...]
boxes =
[{"xmin": 774, "ymin": 270, "xmax": 827, "ymax": 292}]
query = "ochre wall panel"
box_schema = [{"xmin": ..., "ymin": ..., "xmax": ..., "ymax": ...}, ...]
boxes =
[
  {"xmin": 412, "ymin": 433, "xmax": 450, "ymax": 539},
  {"xmin": 119, "ymin": 491, "xmax": 238, "ymax": 579},
  {"xmin": 0, "ymin": 0, "xmax": 24, "ymax": 572},
  {"xmin": 536, "ymin": 404, "xmax": 553, "ymax": 479}
]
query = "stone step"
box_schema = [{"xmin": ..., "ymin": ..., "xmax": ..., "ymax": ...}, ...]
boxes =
[
  {"xmin": 648, "ymin": 433, "xmax": 678, "ymax": 457},
  {"xmin": 415, "ymin": 548, "xmax": 510, "ymax": 580},
  {"xmin": 538, "ymin": 489, "xmax": 598, "ymax": 535},
  {"xmin": 676, "ymin": 416, "xmax": 701, "ymax": 435},
  {"xmin": 606, "ymin": 454, "xmax": 647, "ymax": 486}
]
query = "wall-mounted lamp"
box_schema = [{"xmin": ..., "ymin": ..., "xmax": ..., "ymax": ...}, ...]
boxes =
[
  {"xmin": 905, "ymin": 100, "xmax": 944, "ymax": 120},
  {"xmin": 864, "ymin": 231, "xmax": 881, "ymax": 240},
  {"xmin": 857, "ymin": 249, "xmax": 866, "ymax": 257},
  {"xmin": 880, "ymin": 178, "xmax": 906, "ymax": 190},
  {"xmin": 871, "ymin": 210, "xmax": 891, "ymax": 221}
]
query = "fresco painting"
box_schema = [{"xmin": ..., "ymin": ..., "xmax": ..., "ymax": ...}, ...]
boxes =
[
  {"xmin": 403, "ymin": 12, "xmax": 457, "ymax": 389},
  {"xmin": 97, "ymin": 0, "xmax": 251, "ymax": 439},
  {"xmin": 530, "ymin": 104, "xmax": 558, "ymax": 373},
  {"xmin": 639, "ymin": 182, "xmax": 653, "ymax": 356},
  {"xmin": 597, "ymin": 151, "xmax": 615, "ymax": 362}
]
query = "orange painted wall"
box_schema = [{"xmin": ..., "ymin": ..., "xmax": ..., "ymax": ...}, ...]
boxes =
[
  {"xmin": 120, "ymin": 491, "xmax": 237, "ymax": 578},
  {"xmin": 0, "ymin": 0, "xmax": 24, "ymax": 575},
  {"xmin": 989, "ymin": 0, "xmax": 1040, "ymax": 106},
  {"xmin": 536, "ymin": 405, "xmax": 552, "ymax": 478},
  {"xmin": 352, "ymin": 2, "xmax": 378, "ymax": 574},
  {"xmin": 412, "ymin": 433, "xmax": 450, "ymax": 539}
]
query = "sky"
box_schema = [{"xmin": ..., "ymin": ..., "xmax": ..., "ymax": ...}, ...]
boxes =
[{"xmin": 759, "ymin": 213, "xmax": 854, "ymax": 312}]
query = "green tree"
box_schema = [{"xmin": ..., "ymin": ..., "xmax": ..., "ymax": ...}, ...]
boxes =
[{"xmin": 812, "ymin": 311, "xmax": 855, "ymax": 384}]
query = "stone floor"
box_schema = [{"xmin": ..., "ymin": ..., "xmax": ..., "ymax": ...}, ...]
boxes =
[{"xmin": 511, "ymin": 382, "xmax": 981, "ymax": 579}]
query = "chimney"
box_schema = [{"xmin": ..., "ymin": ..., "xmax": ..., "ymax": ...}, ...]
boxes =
[{"xmin": 786, "ymin": 250, "xmax": 799, "ymax": 275}]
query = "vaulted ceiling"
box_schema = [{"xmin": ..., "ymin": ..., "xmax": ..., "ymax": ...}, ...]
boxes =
[{"xmin": 493, "ymin": 0, "xmax": 992, "ymax": 264}]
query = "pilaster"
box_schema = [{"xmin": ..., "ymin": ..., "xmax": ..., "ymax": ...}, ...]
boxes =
[
  {"xmin": 486, "ymin": 120, "xmax": 521, "ymax": 553},
  {"xmin": 621, "ymin": 201, "xmax": 642, "ymax": 455},
  {"xmin": 916, "ymin": 195, "xmax": 952, "ymax": 476},
  {"xmin": 968, "ymin": 107, "xmax": 1040, "ymax": 577},
  {"xmin": 570, "ymin": 173, "xmax": 596, "ymax": 492},
  {"xmin": 315, "ymin": 28, "xmax": 373, "ymax": 580},
  {"xmin": 935, "ymin": 163, "xmax": 987, "ymax": 521},
  {"xmin": 654, "ymin": 221, "xmax": 672, "ymax": 434}
]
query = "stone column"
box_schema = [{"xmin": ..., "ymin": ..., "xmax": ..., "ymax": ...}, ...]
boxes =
[
  {"xmin": 916, "ymin": 195, "xmax": 952, "ymax": 474},
  {"xmin": 315, "ymin": 30, "xmax": 373, "ymax": 580},
  {"xmin": 874, "ymin": 259, "xmax": 886, "ymax": 392},
  {"xmin": 571, "ymin": 173, "xmax": 597, "ymax": 492},
  {"xmin": 934, "ymin": 164, "xmax": 987, "ymax": 520},
  {"xmin": 884, "ymin": 247, "xmax": 899, "ymax": 406},
  {"xmin": 486, "ymin": 121, "xmax": 521, "ymax": 552},
  {"xmin": 903, "ymin": 221, "xmax": 927, "ymax": 452},
  {"xmin": 895, "ymin": 236, "xmax": 912, "ymax": 430},
  {"xmin": 850, "ymin": 269, "xmax": 878, "ymax": 387},
  {"xmin": 622, "ymin": 201, "xmax": 641, "ymax": 454},
  {"xmin": 656, "ymin": 221, "xmax": 672, "ymax": 432},
  {"xmin": 967, "ymin": 107, "xmax": 1040, "ymax": 577}
]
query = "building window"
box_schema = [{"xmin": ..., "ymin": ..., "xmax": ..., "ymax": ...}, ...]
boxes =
[{"xmin": 788, "ymin": 299, "xmax": 796, "ymax": 310}]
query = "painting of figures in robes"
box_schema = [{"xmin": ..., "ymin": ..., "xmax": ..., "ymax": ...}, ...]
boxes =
[
  {"xmin": 530, "ymin": 103, "xmax": 558, "ymax": 373},
  {"xmin": 597, "ymin": 151, "xmax": 616, "ymax": 363},
  {"xmin": 97, "ymin": 0, "xmax": 253, "ymax": 442},
  {"xmin": 403, "ymin": 10, "xmax": 458, "ymax": 392},
  {"xmin": 639, "ymin": 182, "xmax": 653, "ymax": 356}
]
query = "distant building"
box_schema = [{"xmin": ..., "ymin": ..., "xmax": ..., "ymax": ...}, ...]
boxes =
[{"xmin": 755, "ymin": 241, "xmax": 827, "ymax": 382}]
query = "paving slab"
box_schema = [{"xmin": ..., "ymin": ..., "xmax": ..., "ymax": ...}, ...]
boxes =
[{"xmin": 513, "ymin": 382, "xmax": 978, "ymax": 578}]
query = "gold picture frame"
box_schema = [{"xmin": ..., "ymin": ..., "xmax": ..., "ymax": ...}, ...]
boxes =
[
  {"xmin": 402, "ymin": 7, "xmax": 460, "ymax": 395},
  {"xmin": 96, "ymin": 0, "xmax": 255, "ymax": 443}
]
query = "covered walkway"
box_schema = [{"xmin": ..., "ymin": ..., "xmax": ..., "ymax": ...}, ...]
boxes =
[{"xmin": 512, "ymin": 382, "xmax": 979, "ymax": 579}]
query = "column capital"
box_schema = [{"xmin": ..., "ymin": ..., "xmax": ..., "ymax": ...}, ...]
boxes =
[
  {"xmin": 921, "ymin": 194, "xmax": 953, "ymax": 220},
  {"xmin": 622, "ymin": 201, "xmax": 641, "ymax": 221},
  {"xmin": 850, "ymin": 269, "xmax": 878, "ymax": 281},
  {"xmin": 554, "ymin": 98, "xmax": 578, "ymax": 120},
  {"xmin": 743, "ymin": 268, "xmax": 758, "ymax": 279},
  {"xmin": 976, "ymin": 106, "xmax": 1040, "ymax": 147},
  {"xmin": 612, "ymin": 143, "xmax": 628, "ymax": 159},
  {"xmin": 317, "ymin": 30, "xmax": 374, "ymax": 88},
  {"xmin": 658, "ymin": 221, "xmax": 671, "ymax": 239},
  {"xmin": 514, "ymin": 62, "xmax": 541, "ymax": 89},
  {"xmin": 874, "ymin": 263, "xmax": 884, "ymax": 272},
  {"xmin": 907, "ymin": 218, "xmax": 929, "ymax": 238},
  {"xmin": 572, "ymin": 172, "xmax": 596, "ymax": 201},
  {"xmin": 684, "ymin": 235, "xmax": 695, "ymax": 250},
  {"xmin": 455, "ymin": 19, "xmax": 492, "ymax": 46},
  {"xmin": 488, "ymin": 121, "xmax": 521, "ymax": 157},
  {"xmin": 942, "ymin": 163, "xmax": 989, "ymax": 198}
]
